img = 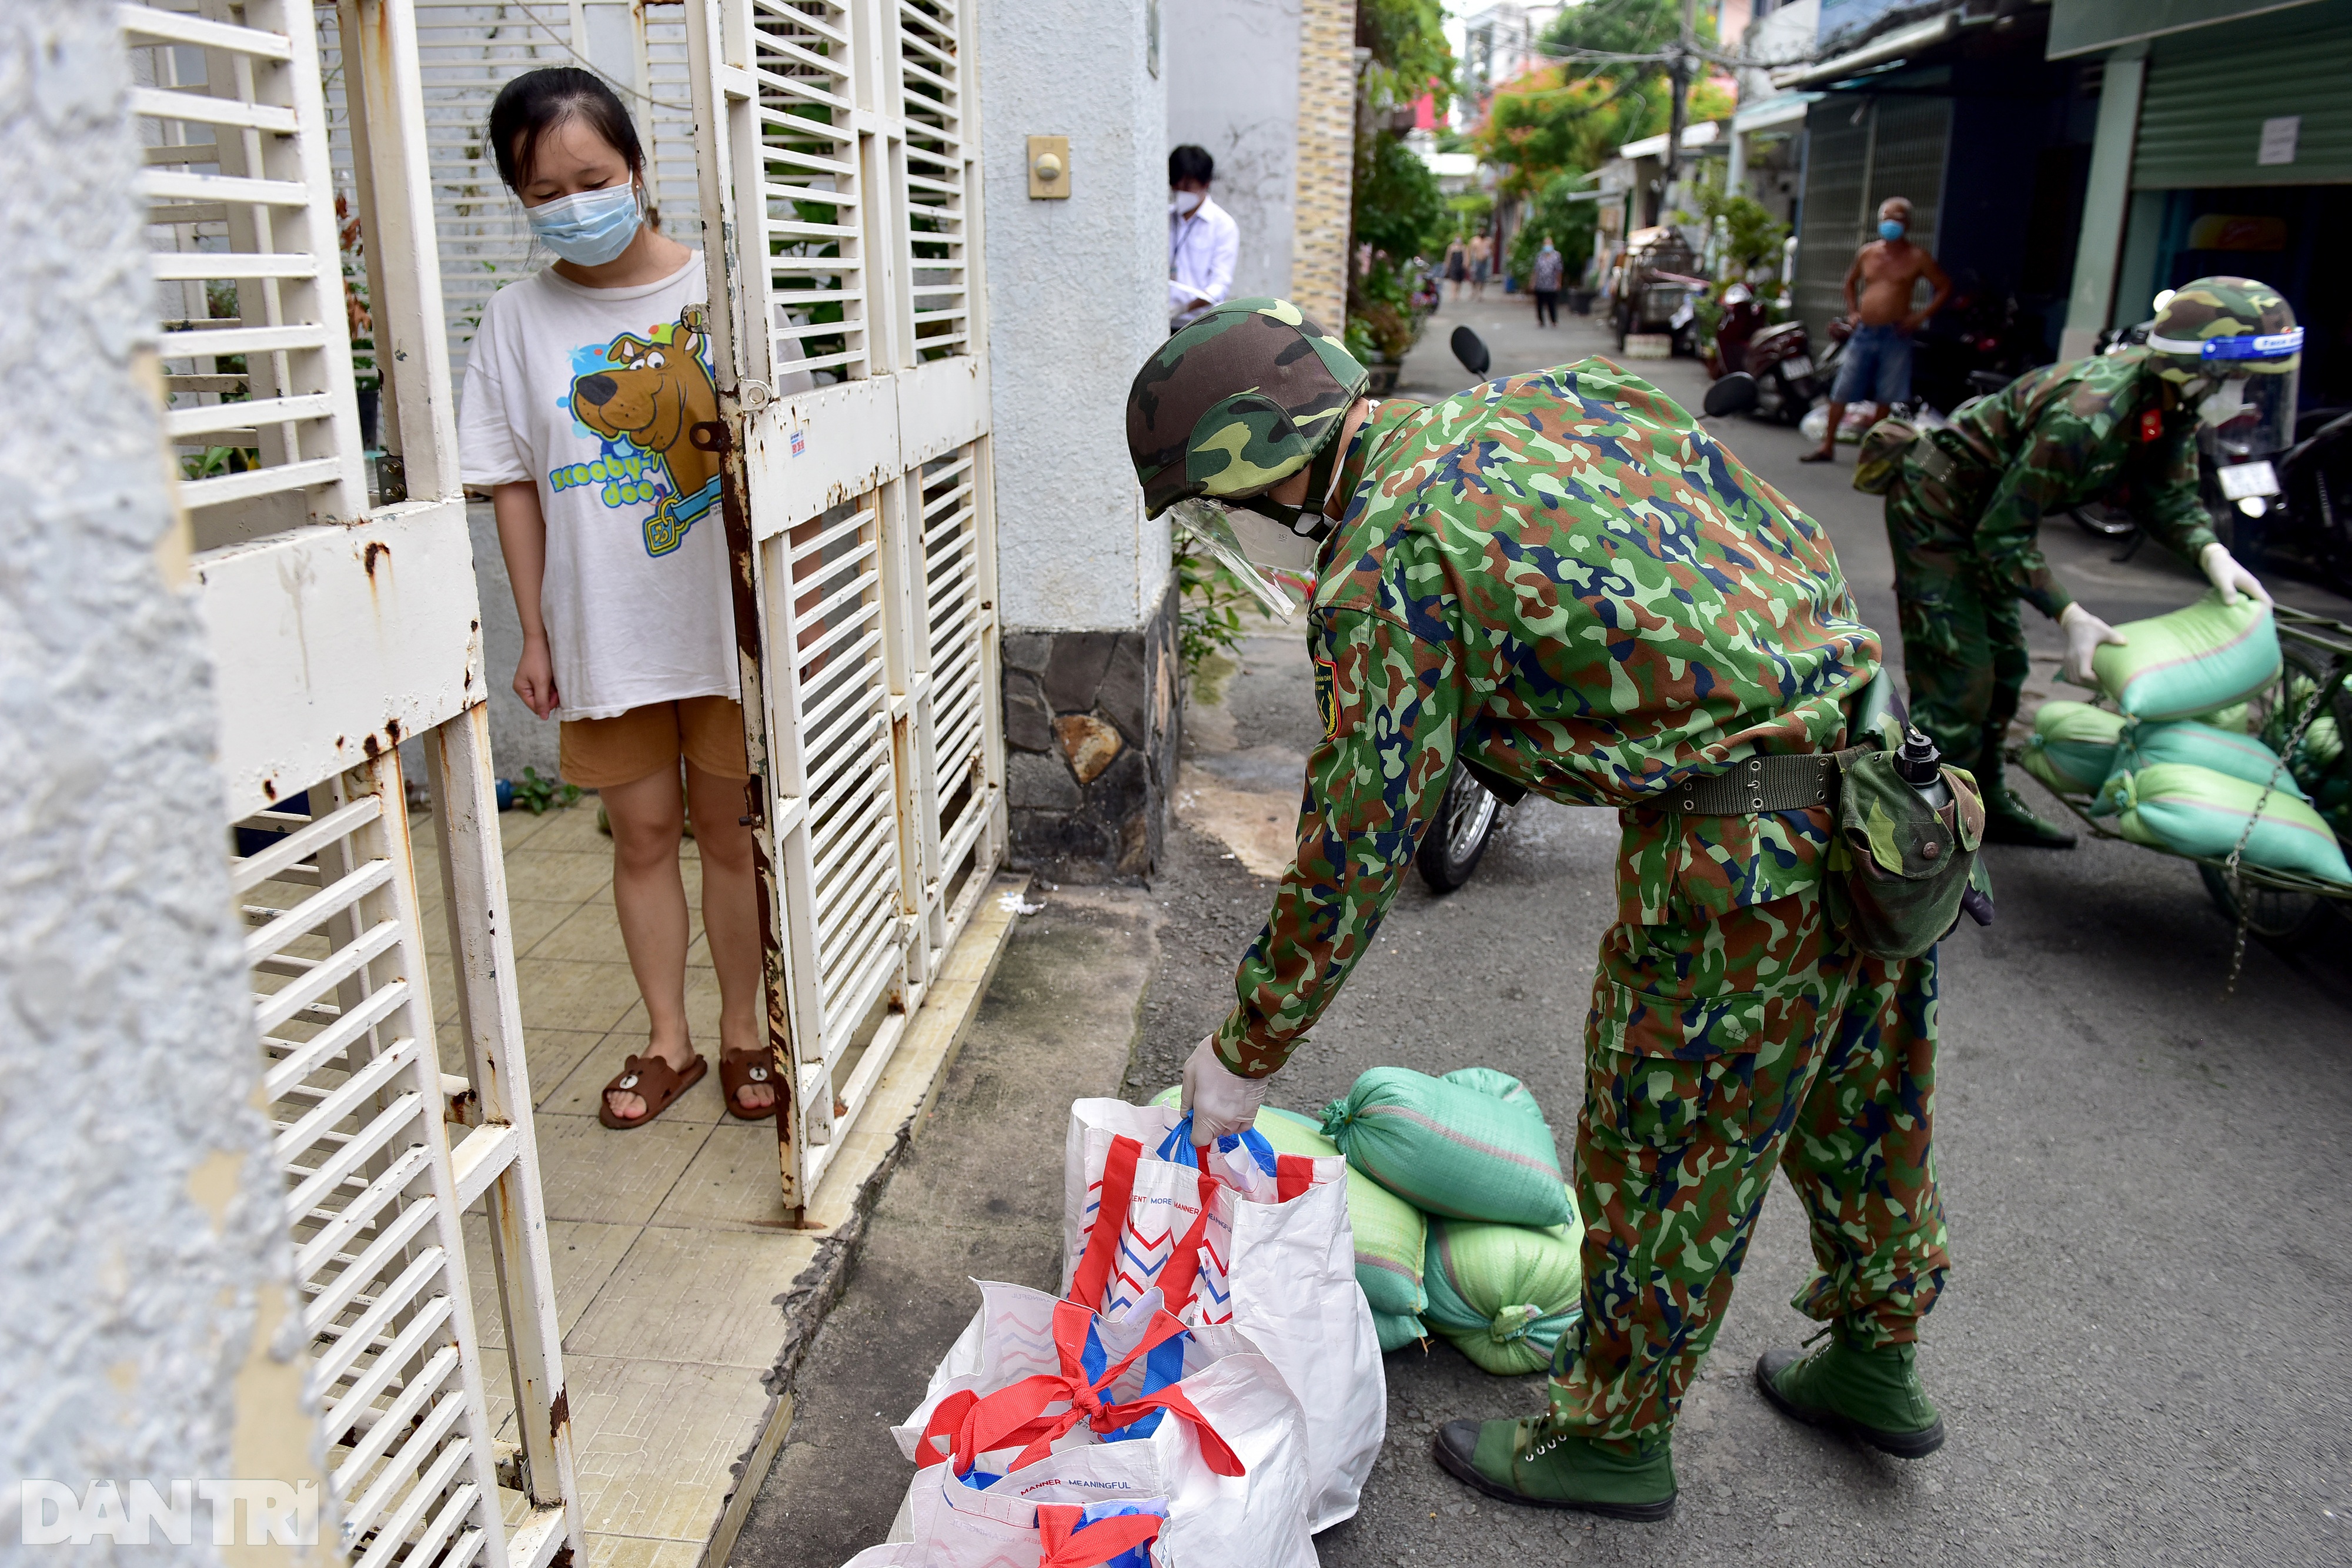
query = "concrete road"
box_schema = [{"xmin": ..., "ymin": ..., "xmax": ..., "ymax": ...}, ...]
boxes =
[{"xmin": 736, "ymin": 300, "xmax": 2352, "ymax": 1567}]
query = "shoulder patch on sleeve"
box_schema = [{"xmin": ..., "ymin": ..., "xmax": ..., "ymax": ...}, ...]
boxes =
[{"xmin": 1315, "ymin": 653, "xmax": 1338, "ymax": 740}]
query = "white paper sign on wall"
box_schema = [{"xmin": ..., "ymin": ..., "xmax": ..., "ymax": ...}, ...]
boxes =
[{"xmin": 2258, "ymin": 116, "xmax": 2300, "ymax": 167}]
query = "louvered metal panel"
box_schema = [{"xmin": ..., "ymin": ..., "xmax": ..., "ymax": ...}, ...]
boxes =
[{"xmin": 2133, "ymin": 21, "xmax": 2352, "ymax": 189}]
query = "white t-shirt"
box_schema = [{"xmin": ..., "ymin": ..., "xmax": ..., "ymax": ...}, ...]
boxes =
[{"xmin": 459, "ymin": 256, "xmax": 738, "ymax": 721}]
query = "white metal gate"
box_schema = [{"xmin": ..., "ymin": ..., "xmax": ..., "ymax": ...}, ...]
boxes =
[
  {"xmin": 683, "ymin": 0, "xmax": 1004, "ymax": 1211},
  {"xmin": 126, "ymin": 2, "xmax": 581, "ymax": 1563}
]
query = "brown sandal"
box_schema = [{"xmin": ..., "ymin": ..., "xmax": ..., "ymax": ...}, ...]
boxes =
[
  {"xmin": 720, "ymin": 1048, "xmax": 781, "ymax": 1122},
  {"xmin": 598, "ymin": 1051, "xmax": 707, "ymax": 1129}
]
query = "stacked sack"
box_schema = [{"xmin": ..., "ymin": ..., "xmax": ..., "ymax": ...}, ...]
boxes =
[
  {"xmin": 1162, "ymin": 1067, "xmax": 1590, "ymax": 1377},
  {"xmin": 1321, "ymin": 1068, "xmax": 1587, "ymax": 1378},
  {"xmin": 2020, "ymin": 591, "xmax": 2351, "ymax": 884}
]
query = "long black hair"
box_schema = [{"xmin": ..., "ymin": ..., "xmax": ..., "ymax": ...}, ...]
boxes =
[{"xmin": 486, "ymin": 68, "xmax": 644, "ymax": 193}]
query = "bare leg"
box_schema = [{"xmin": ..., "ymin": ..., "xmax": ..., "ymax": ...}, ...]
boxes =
[
  {"xmin": 685, "ymin": 761, "xmax": 770, "ymax": 1112},
  {"xmin": 1806, "ymin": 400, "xmax": 1848, "ymax": 460},
  {"xmin": 601, "ymin": 764, "xmax": 691, "ymax": 1122}
]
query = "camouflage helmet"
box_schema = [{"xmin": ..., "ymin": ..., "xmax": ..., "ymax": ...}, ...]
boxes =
[
  {"xmin": 2146, "ymin": 276, "xmax": 2301, "ymax": 382},
  {"xmin": 1127, "ymin": 298, "xmax": 1369, "ymax": 518}
]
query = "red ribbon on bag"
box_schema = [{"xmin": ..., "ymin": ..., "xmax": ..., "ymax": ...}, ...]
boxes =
[
  {"xmin": 1034, "ymin": 1503, "xmax": 1164, "ymax": 1568},
  {"xmin": 916, "ymin": 1299, "xmax": 1244, "ymax": 1478},
  {"xmin": 1069, "ymin": 1135, "xmax": 1220, "ymax": 1315}
]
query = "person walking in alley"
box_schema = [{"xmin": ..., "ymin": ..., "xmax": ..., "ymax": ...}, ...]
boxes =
[
  {"xmin": 1529, "ymin": 235, "xmax": 1565, "ymax": 327},
  {"xmin": 1802, "ymin": 197, "xmax": 1949, "ymax": 462},
  {"xmin": 1468, "ymin": 231, "xmax": 1494, "ymax": 302},
  {"xmin": 1875, "ymin": 278, "xmax": 2286, "ymax": 847},
  {"xmin": 1443, "ymin": 233, "xmax": 1469, "ymax": 303},
  {"xmin": 460, "ymin": 69, "xmax": 776, "ymax": 1128},
  {"xmin": 1131, "ymin": 299, "xmax": 1957, "ymax": 1520},
  {"xmin": 1168, "ymin": 144, "xmax": 1238, "ymax": 333}
]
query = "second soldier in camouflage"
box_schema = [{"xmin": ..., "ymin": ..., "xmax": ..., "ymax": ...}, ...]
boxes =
[
  {"xmin": 1876, "ymin": 275, "xmax": 2294, "ymax": 846},
  {"xmin": 1130, "ymin": 299, "xmax": 1956, "ymax": 1519}
]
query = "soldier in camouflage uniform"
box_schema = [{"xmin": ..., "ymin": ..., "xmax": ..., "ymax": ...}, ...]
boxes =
[
  {"xmin": 1881, "ymin": 277, "xmax": 2293, "ymax": 846},
  {"xmin": 1130, "ymin": 299, "xmax": 1954, "ymax": 1519}
]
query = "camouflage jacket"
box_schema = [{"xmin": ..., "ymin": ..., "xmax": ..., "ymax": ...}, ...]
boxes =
[
  {"xmin": 1215, "ymin": 362, "xmax": 1881, "ymax": 1076},
  {"xmin": 1925, "ymin": 348, "xmax": 2214, "ymax": 619}
]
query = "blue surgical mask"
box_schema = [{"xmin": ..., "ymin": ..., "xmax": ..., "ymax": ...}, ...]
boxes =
[
  {"xmin": 528, "ymin": 182, "xmax": 644, "ymax": 266},
  {"xmin": 1879, "ymin": 219, "xmax": 1906, "ymax": 242}
]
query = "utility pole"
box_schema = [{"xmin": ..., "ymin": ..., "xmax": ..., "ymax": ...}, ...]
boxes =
[{"xmin": 1659, "ymin": 0, "xmax": 1698, "ymax": 228}]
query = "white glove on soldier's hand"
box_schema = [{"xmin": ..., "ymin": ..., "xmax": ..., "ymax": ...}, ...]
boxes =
[
  {"xmin": 2059, "ymin": 601, "xmax": 2129, "ymax": 687},
  {"xmin": 2200, "ymin": 541, "xmax": 2273, "ymax": 609},
  {"xmin": 1181, "ymin": 1034, "xmax": 1267, "ymax": 1145}
]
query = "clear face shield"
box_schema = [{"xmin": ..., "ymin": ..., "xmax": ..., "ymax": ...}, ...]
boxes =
[
  {"xmin": 2150, "ymin": 324, "xmax": 2303, "ymax": 459},
  {"xmin": 1167, "ymin": 497, "xmax": 1322, "ymax": 620},
  {"xmin": 2190, "ymin": 366, "xmax": 2298, "ymax": 461}
]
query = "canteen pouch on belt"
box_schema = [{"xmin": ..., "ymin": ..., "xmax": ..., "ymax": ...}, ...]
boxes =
[{"xmin": 1825, "ymin": 745, "xmax": 1989, "ymax": 961}]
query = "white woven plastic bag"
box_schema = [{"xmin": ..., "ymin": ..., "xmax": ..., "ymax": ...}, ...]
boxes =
[{"xmin": 1059, "ymin": 1099, "xmax": 1385, "ymax": 1531}]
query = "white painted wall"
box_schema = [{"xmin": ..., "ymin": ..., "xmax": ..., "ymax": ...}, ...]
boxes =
[
  {"xmin": 1, "ymin": 6, "xmax": 332, "ymax": 1557},
  {"xmin": 982, "ymin": 0, "xmax": 1171, "ymax": 633},
  {"xmin": 1166, "ymin": 0, "xmax": 1301, "ymax": 305}
]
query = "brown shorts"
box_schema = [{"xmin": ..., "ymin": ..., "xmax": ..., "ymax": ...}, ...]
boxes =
[{"xmin": 559, "ymin": 696, "xmax": 750, "ymax": 789}]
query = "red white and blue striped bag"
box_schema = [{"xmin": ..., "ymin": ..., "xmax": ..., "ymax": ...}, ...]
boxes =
[{"xmin": 1058, "ymin": 1099, "xmax": 1384, "ymax": 1533}]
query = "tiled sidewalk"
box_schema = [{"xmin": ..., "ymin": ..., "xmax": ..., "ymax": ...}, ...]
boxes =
[{"xmin": 408, "ymin": 796, "xmax": 1020, "ymax": 1568}]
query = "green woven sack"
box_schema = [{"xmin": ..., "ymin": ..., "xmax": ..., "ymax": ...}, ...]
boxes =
[
  {"xmin": 2111, "ymin": 720, "xmax": 2304, "ymax": 798},
  {"xmin": 2093, "ymin": 591, "xmax": 2281, "ymax": 720},
  {"xmin": 2107, "ymin": 763, "xmax": 2352, "ymax": 884},
  {"xmin": 1321, "ymin": 1067, "xmax": 1571, "ymax": 1227},
  {"xmin": 1149, "ymin": 1088, "xmax": 1428, "ymax": 1315},
  {"xmin": 2022, "ymin": 701, "xmax": 2125, "ymax": 795},
  {"xmin": 1372, "ymin": 1310, "xmax": 1428, "ymax": 1353},
  {"xmin": 1421, "ymin": 1188, "xmax": 1586, "ymax": 1376}
]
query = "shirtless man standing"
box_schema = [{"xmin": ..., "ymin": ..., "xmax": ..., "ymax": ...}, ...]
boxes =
[{"xmin": 1803, "ymin": 197, "xmax": 1951, "ymax": 462}]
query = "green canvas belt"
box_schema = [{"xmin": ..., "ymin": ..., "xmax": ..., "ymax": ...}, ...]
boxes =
[{"xmin": 1665, "ymin": 752, "xmax": 1850, "ymax": 815}]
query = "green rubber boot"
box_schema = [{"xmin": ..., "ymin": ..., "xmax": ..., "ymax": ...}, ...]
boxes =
[
  {"xmin": 1976, "ymin": 726, "xmax": 2077, "ymax": 848},
  {"xmin": 1431, "ymin": 1414, "xmax": 1675, "ymax": 1520},
  {"xmin": 1755, "ymin": 1329, "xmax": 1945, "ymax": 1458}
]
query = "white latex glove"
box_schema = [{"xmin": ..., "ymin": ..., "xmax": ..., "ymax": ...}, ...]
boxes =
[
  {"xmin": 2200, "ymin": 541, "xmax": 2274, "ymax": 609},
  {"xmin": 1180, "ymin": 1034, "xmax": 1267, "ymax": 1146},
  {"xmin": 2059, "ymin": 601, "xmax": 2129, "ymax": 687}
]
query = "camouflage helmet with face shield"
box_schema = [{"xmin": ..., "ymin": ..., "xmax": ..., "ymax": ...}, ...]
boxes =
[
  {"xmin": 1127, "ymin": 299, "xmax": 1370, "ymax": 616},
  {"xmin": 2144, "ymin": 277, "xmax": 2303, "ymax": 453}
]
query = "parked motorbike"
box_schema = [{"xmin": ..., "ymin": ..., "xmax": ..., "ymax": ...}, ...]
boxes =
[
  {"xmin": 1738, "ymin": 319, "xmax": 1825, "ymax": 425},
  {"xmin": 1702, "ymin": 283, "xmax": 1768, "ymax": 379},
  {"xmin": 1409, "ymin": 326, "xmax": 1512, "ymax": 892}
]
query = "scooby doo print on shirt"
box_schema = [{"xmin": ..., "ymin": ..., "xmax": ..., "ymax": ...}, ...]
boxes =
[
  {"xmin": 457, "ymin": 257, "xmax": 740, "ymax": 721},
  {"xmin": 557, "ymin": 303, "xmax": 720, "ymax": 557}
]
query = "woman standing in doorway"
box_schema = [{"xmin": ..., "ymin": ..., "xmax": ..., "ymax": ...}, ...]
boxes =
[{"xmin": 458, "ymin": 69, "xmax": 775, "ymax": 1129}]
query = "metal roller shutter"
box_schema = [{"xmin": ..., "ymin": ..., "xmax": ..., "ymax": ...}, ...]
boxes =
[
  {"xmin": 2134, "ymin": 18, "xmax": 2352, "ymax": 188},
  {"xmin": 1794, "ymin": 95, "xmax": 1950, "ymax": 340}
]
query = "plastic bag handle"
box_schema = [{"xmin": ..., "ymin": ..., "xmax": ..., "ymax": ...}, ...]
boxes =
[
  {"xmin": 1068, "ymin": 1135, "xmax": 1141, "ymax": 1310},
  {"xmin": 1035, "ymin": 1505, "xmax": 1164, "ymax": 1568}
]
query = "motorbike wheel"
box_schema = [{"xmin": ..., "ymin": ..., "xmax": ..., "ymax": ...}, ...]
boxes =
[
  {"xmin": 1415, "ymin": 764, "xmax": 1501, "ymax": 893},
  {"xmin": 2198, "ymin": 863, "xmax": 2336, "ymax": 949},
  {"xmin": 2069, "ymin": 502, "xmax": 2139, "ymax": 540}
]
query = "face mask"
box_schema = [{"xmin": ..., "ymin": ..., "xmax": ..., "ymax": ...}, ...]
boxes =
[
  {"xmin": 1879, "ymin": 219, "xmax": 1906, "ymax": 242},
  {"xmin": 528, "ymin": 182, "xmax": 643, "ymax": 266},
  {"xmin": 1171, "ymin": 189, "xmax": 1203, "ymax": 216},
  {"xmin": 2196, "ymin": 375, "xmax": 2249, "ymax": 427}
]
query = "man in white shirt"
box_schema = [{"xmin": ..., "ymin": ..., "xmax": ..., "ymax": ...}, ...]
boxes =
[{"xmin": 1168, "ymin": 145, "xmax": 1239, "ymax": 333}]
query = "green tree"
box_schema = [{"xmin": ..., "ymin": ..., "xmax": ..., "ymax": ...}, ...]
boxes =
[
  {"xmin": 1345, "ymin": 0, "xmax": 1457, "ymax": 362},
  {"xmin": 1505, "ymin": 172, "xmax": 1601, "ymax": 285}
]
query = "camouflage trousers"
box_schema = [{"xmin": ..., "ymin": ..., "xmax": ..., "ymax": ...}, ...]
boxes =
[
  {"xmin": 1885, "ymin": 481, "xmax": 2031, "ymax": 761},
  {"xmin": 1546, "ymin": 873, "xmax": 1949, "ymax": 1447}
]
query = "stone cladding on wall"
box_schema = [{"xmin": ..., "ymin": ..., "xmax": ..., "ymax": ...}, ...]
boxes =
[
  {"xmin": 1290, "ymin": 0, "xmax": 1359, "ymax": 329},
  {"xmin": 1001, "ymin": 584, "xmax": 1182, "ymax": 881}
]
